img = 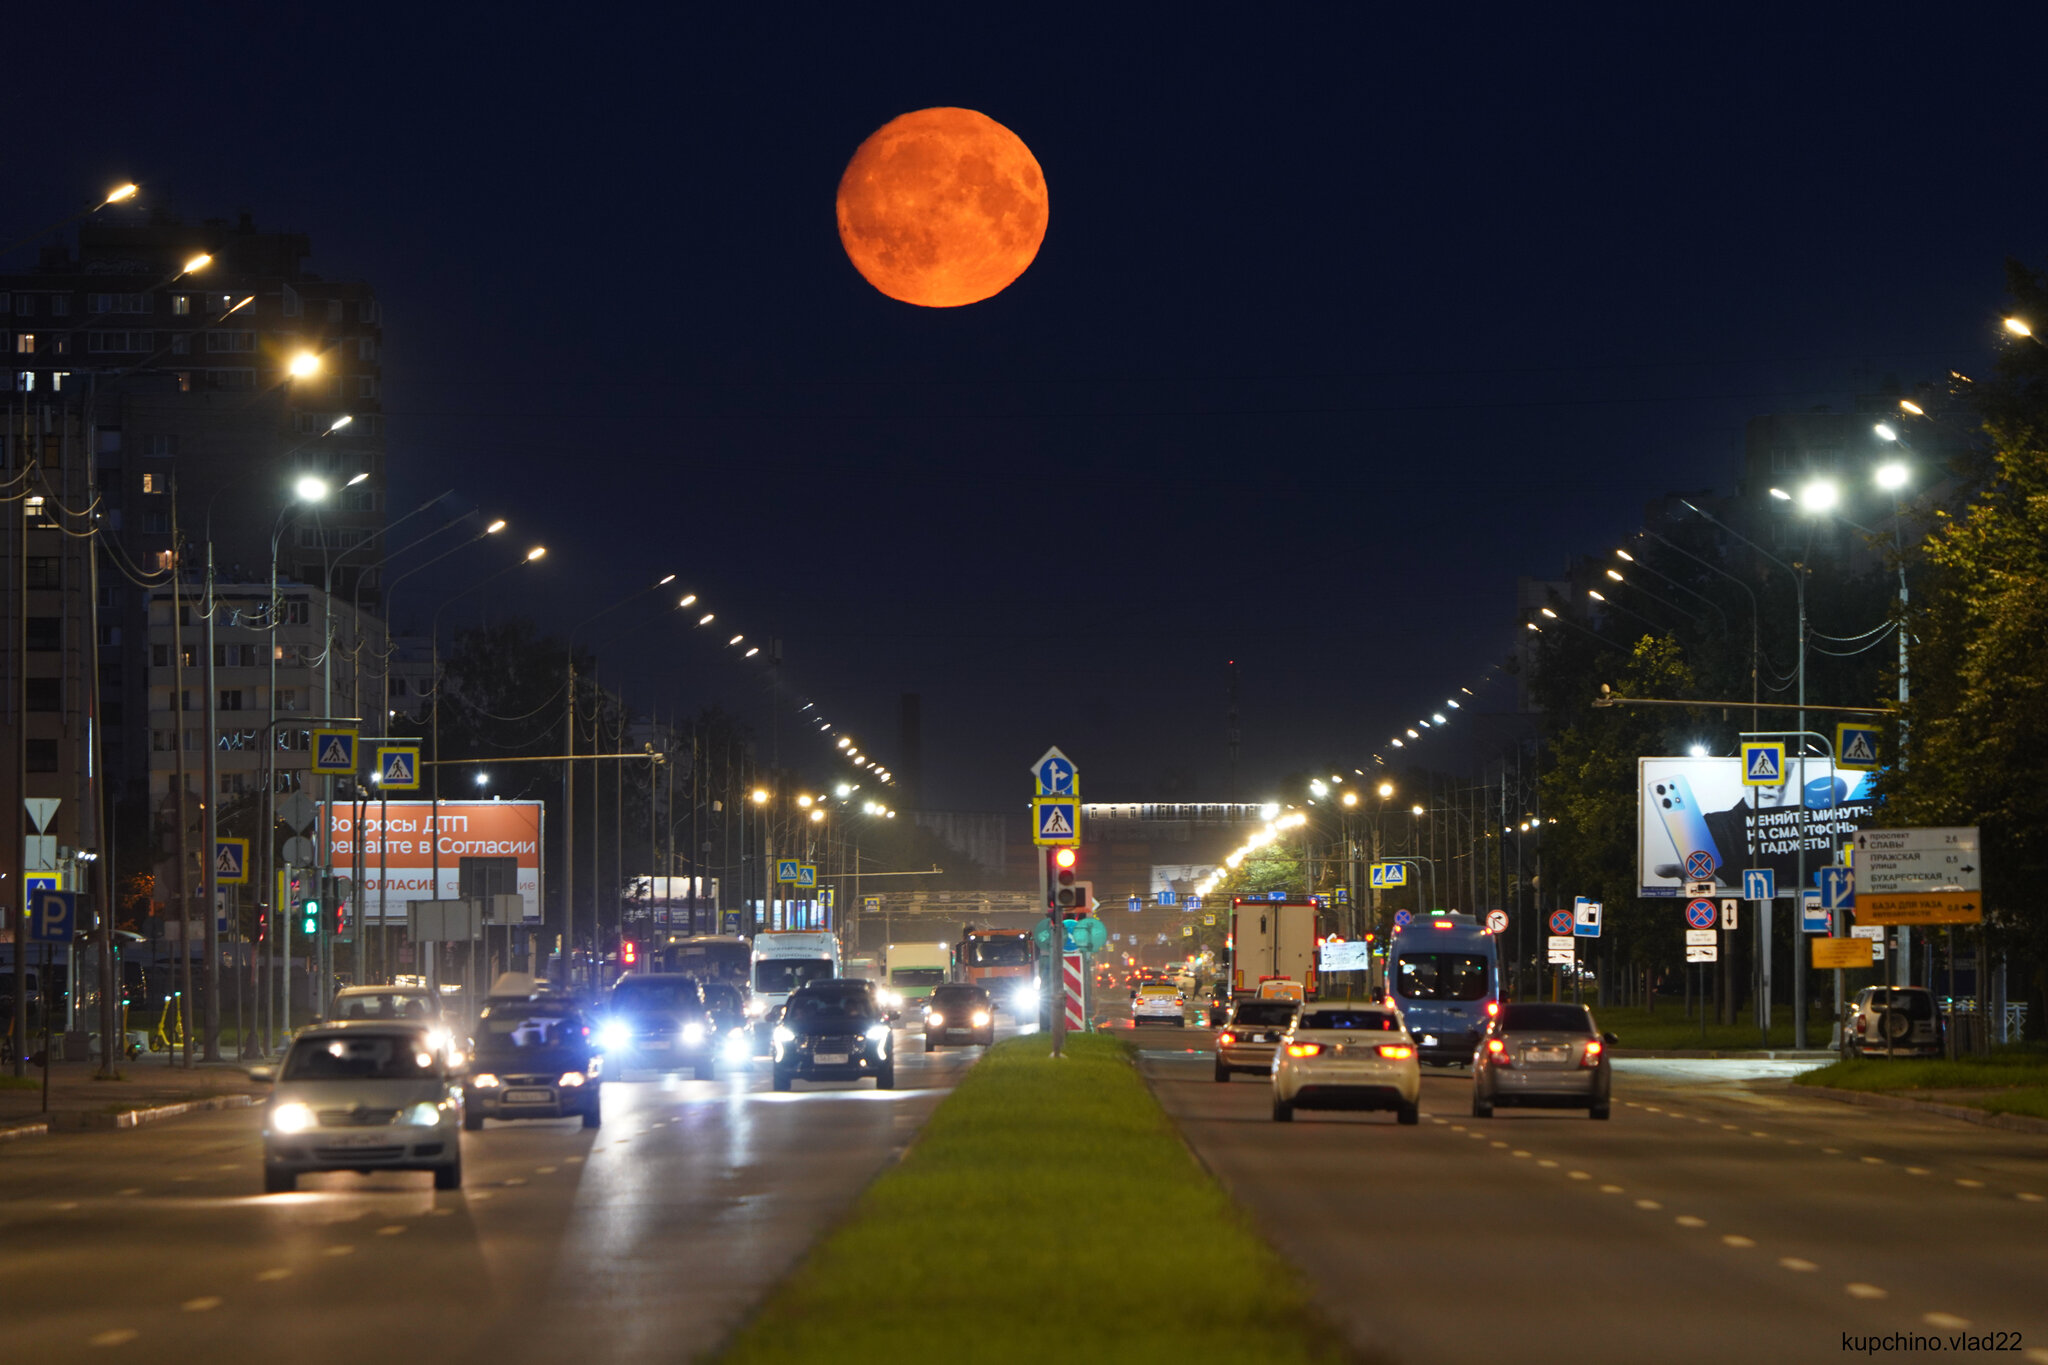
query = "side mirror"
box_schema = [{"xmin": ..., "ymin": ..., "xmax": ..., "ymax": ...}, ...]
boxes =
[
  {"xmin": 1601, "ymin": 1031, "xmax": 1618, "ymax": 1046},
  {"xmin": 247, "ymin": 1066, "xmax": 276, "ymax": 1084}
]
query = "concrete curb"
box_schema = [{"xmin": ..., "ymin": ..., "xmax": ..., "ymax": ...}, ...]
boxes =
[
  {"xmin": 0, "ymin": 1119, "xmax": 50, "ymax": 1142},
  {"xmin": 1615, "ymin": 1049, "xmax": 1839, "ymax": 1061},
  {"xmin": 1800, "ymin": 1083, "xmax": 2048, "ymax": 1136},
  {"xmin": 17, "ymin": 1093, "xmax": 257, "ymax": 1137}
]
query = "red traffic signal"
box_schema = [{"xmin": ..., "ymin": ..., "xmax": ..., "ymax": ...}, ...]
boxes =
[{"xmin": 622, "ymin": 940, "xmax": 638, "ymax": 966}]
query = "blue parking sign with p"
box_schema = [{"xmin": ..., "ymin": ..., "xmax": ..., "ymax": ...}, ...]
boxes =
[{"xmin": 28, "ymin": 890, "xmax": 75, "ymax": 944}]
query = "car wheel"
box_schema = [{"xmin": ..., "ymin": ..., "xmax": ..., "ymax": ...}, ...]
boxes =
[
  {"xmin": 1472, "ymin": 1095, "xmax": 1493, "ymax": 1118},
  {"xmin": 1397, "ymin": 1100, "xmax": 1420, "ymax": 1126},
  {"xmin": 433, "ymin": 1158, "xmax": 463, "ymax": 1191},
  {"xmin": 772, "ymin": 1068, "xmax": 792, "ymax": 1092},
  {"xmin": 1590, "ymin": 1103, "xmax": 1611, "ymax": 1121},
  {"xmin": 463, "ymin": 1107, "xmax": 484, "ymax": 1132},
  {"xmin": 263, "ymin": 1167, "xmax": 295, "ymax": 1194},
  {"xmin": 1214, "ymin": 1060, "xmax": 1231, "ymax": 1083},
  {"xmin": 1272, "ymin": 1096, "xmax": 1294, "ymax": 1122},
  {"xmin": 876, "ymin": 1063, "xmax": 896, "ymax": 1091}
]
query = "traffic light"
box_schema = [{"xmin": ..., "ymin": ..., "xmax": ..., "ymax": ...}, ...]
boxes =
[
  {"xmin": 622, "ymin": 939, "xmax": 638, "ymax": 967},
  {"xmin": 1049, "ymin": 846, "xmax": 1084, "ymax": 912},
  {"xmin": 300, "ymin": 897, "xmax": 320, "ymax": 938}
]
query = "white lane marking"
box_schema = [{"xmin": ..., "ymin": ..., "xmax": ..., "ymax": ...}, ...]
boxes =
[
  {"xmin": 1785, "ymin": 1139, "xmax": 1802, "ymax": 1146},
  {"xmin": 377, "ymin": 1225, "xmax": 406, "ymax": 1237},
  {"xmin": 469, "ymin": 1190, "xmax": 494, "ymax": 1201},
  {"xmin": 182, "ymin": 1297, "xmax": 221, "ymax": 1313},
  {"xmin": 1924, "ymin": 1313, "xmax": 1971, "ymax": 1330},
  {"xmin": 255, "ymin": 1269, "xmax": 292, "ymax": 1283},
  {"xmin": 1861, "ymin": 1156, "xmax": 1884, "ymax": 1165},
  {"xmin": 1845, "ymin": 1283, "xmax": 1888, "ymax": 1299},
  {"xmin": 1600, "ymin": 1184, "xmax": 1624, "ymax": 1194},
  {"xmin": 2017, "ymin": 1192, "xmax": 2043, "ymax": 1203},
  {"xmin": 1512, "ymin": 1150, "xmax": 1531, "ymax": 1158},
  {"xmin": 1956, "ymin": 1178, "xmax": 1985, "ymax": 1188},
  {"xmin": 53, "ymin": 1201, "xmax": 79, "ymax": 1211},
  {"xmin": 1822, "ymin": 1147, "xmax": 1842, "ymax": 1155},
  {"xmin": 1490, "ymin": 1141, "xmax": 1508, "ymax": 1149},
  {"xmin": 1750, "ymin": 1131, "xmax": 1769, "ymax": 1138},
  {"xmin": 1449, "ymin": 1124, "xmax": 1464, "ymax": 1131},
  {"xmin": 2022, "ymin": 1349, "xmax": 2048, "ymax": 1365},
  {"xmin": 172, "ymin": 1176, "xmax": 196, "ymax": 1183},
  {"xmin": 116, "ymin": 1188, "xmax": 142, "ymax": 1196},
  {"xmin": 503, "ymin": 1178, "xmax": 527, "ymax": 1186},
  {"xmin": 1568, "ymin": 1171, "xmax": 1590, "ymax": 1180},
  {"xmin": 563, "ymin": 1156, "xmax": 585, "ymax": 1164},
  {"xmin": 1635, "ymin": 1199, "xmax": 1662, "ymax": 1210},
  {"xmin": 1675, "ymin": 1215, "xmax": 1707, "ymax": 1228},
  {"xmin": 1779, "ymin": 1258, "xmax": 1818, "ymax": 1272},
  {"xmin": 215, "ymin": 1164, "xmax": 237, "ymax": 1171},
  {"xmin": 88, "ymin": 1329, "xmax": 138, "ymax": 1347},
  {"xmin": 1721, "ymin": 1235, "xmax": 1755, "ymax": 1248},
  {"xmin": 1721, "ymin": 1124, "xmax": 1739, "ymax": 1131},
  {"xmin": 535, "ymin": 1166, "xmax": 557, "ymax": 1174},
  {"xmin": 1467, "ymin": 1133, "xmax": 1485, "ymax": 1140},
  {"xmin": 1537, "ymin": 1159, "xmax": 1558, "ymax": 1168},
  {"xmin": 1905, "ymin": 1167, "xmax": 1929, "ymax": 1175},
  {"xmin": 428, "ymin": 1208, "xmax": 454, "ymax": 1217},
  {"xmin": 322, "ymin": 1246, "xmax": 354, "ymax": 1257}
]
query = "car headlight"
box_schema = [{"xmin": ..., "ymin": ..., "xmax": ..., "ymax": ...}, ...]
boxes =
[
  {"xmin": 1012, "ymin": 984, "xmax": 1037, "ymax": 1011},
  {"xmin": 971, "ymin": 1010, "xmax": 991, "ymax": 1028},
  {"xmin": 772, "ymin": 1024, "xmax": 795, "ymax": 1045},
  {"xmin": 682, "ymin": 1020, "xmax": 707, "ymax": 1046},
  {"xmin": 927, "ymin": 1010, "xmax": 945, "ymax": 1026},
  {"xmin": 426, "ymin": 1026, "xmax": 452, "ymax": 1053},
  {"xmin": 722, "ymin": 1028, "xmax": 751, "ymax": 1057},
  {"xmin": 403, "ymin": 1101, "xmax": 443, "ymax": 1127},
  {"xmin": 558, "ymin": 1071, "xmax": 586, "ymax": 1087},
  {"xmin": 270, "ymin": 1102, "xmax": 315, "ymax": 1135},
  {"xmin": 745, "ymin": 999, "xmax": 768, "ymax": 1018},
  {"xmin": 470, "ymin": 1072, "xmax": 502, "ymax": 1088},
  {"xmin": 598, "ymin": 1020, "xmax": 632, "ymax": 1051},
  {"xmin": 878, "ymin": 989, "xmax": 901, "ymax": 1008}
]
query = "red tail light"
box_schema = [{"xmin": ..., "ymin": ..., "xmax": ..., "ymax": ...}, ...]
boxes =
[
  {"xmin": 1854, "ymin": 1016, "xmax": 1867, "ymax": 1035},
  {"xmin": 1580, "ymin": 1038, "xmax": 1603, "ymax": 1068},
  {"xmin": 1284, "ymin": 1042, "xmax": 1322, "ymax": 1058},
  {"xmin": 1485, "ymin": 1036, "xmax": 1513, "ymax": 1068},
  {"xmin": 1216, "ymin": 1032, "xmax": 1236, "ymax": 1047},
  {"xmin": 1377, "ymin": 1044, "xmax": 1415, "ymax": 1060},
  {"xmin": 1484, "ymin": 1000, "xmax": 1500, "ymax": 1019}
]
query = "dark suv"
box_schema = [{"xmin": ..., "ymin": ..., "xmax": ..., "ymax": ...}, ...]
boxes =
[
  {"xmin": 465, "ymin": 999, "xmax": 602, "ymax": 1129},
  {"xmin": 601, "ymin": 974, "xmax": 716, "ymax": 1079},
  {"xmin": 771, "ymin": 981, "xmax": 896, "ymax": 1090},
  {"xmin": 923, "ymin": 983, "xmax": 994, "ymax": 1049}
]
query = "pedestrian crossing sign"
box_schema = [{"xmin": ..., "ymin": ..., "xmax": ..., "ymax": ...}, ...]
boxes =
[
  {"xmin": 1835, "ymin": 723, "xmax": 1880, "ymax": 771},
  {"xmin": 796, "ymin": 865, "xmax": 817, "ymax": 890},
  {"xmin": 777, "ymin": 859, "xmax": 803, "ymax": 883},
  {"xmin": 312, "ymin": 728, "xmax": 358, "ymax": 775},
  {"xmin": 1032, "ymin": 797, "xmax": 1081, "ymax": 847},
  {"xmin": 215, "ymin": 837, "xmax": 250, "ymax": 885},
  {"xmin": 377, "ymin": 745, "xmax": 421, "ymax": 790},
  {"xmin": 1740, "ymin": 741, "xmax": 1785, "ymax": 786}
]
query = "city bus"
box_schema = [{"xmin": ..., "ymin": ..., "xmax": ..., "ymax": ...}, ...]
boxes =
[
  {"xmin": 657, "ymin": 934, "xmax": 752, "ymax": 992},
  {"xmin": 1385, "ymin": 911, "xmax": 1500, "ymax": 1067}
]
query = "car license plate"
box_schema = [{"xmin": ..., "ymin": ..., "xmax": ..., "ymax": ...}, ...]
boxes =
[
  {"xmin": 1422, "ymin": 1034, "xmax": 1438, "ymax": 1047},
  {"xmin": 947, "ymin": 1027, "xmax": 969, "ymax": 1035},
  {"xmin": 333, "ymin": 1132, "xmax": 387, "ymax": 1148},
  {"xmin": 504, "ymin": 1089, "xmax": 550, "ymax": 1104},
  {"xmin": 642, "ymin": 1039, "xmax": 670, "ymax": 1050},
  {"xmin": 1528, "ymin": 1046, "xmax": 1569, "ymax": 1063},
  {"xmin": 814, "ymin": 1052, "xmax": 848, "ymax": 1065}
]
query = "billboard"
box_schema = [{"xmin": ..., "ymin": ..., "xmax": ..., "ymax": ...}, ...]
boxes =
[
  {"xmin": 1639, "ymin": 757, "xmax": 1874, "ymax": 898},
  {"xmin": 318, "ymin": 800, "xmax": 543, "ymax": 923}
]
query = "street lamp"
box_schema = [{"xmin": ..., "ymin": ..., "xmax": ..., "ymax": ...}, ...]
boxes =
[{"xmin": 286, "ymin": 352, "xmax": 321, "ymax": 380}]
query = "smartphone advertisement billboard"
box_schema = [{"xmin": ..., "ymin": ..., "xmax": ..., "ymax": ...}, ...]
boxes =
[
  {"xmin": 1639, "ymin": 757, "xmax": 1874, "ymax": 898},
  {"xmin": 317, "ymin": 800, "xmax": 543, "ymax": 923}
]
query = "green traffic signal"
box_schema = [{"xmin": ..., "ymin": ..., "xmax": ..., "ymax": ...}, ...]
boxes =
[{"xmin": 301, "ymin": 898, "xmax": 320, "ymax": 935}]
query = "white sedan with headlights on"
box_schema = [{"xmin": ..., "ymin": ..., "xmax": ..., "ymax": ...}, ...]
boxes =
[
  {"xmin": 1271, "ymin": 1004, "xmax": 1422, "ymax": 1125},
  {"xmin": 254, "ymin": 1022, "xmax": 464, "ymax": 1192}
]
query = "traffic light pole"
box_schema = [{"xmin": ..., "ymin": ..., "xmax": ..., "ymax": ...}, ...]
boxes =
[{"xmin": 1045, "ymin": 848, "xmax": 1063, "ymax": 1059}]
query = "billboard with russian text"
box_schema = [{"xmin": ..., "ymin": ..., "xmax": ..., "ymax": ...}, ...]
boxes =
[
  {"xmin": 1638, "ymin": 757, "xmax": 1874, "ymax": 898},
  {"xmin": 317, "ymin": 800, "xmax": 543, "ymax": 923}
]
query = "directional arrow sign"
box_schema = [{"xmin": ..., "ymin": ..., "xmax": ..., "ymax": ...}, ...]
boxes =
[{"xmin": 1030, "ymin": 746, "xmax": 1078, "ymax": 797}]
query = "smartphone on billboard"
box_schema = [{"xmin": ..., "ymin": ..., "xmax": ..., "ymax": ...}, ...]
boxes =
[{"xmin": 1650, "ymin": 773, "xmax": 1724, "ymax": 877}]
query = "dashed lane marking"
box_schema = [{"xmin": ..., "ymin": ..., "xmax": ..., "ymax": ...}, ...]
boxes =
[
  {"xmin": 2017, "ymin": 1192, "xmax": 2043, "ymax": 1203},
  {"xmin": 1750, "ymin": 1131, "xmax": 1768, "ymax": 1138},
  {"xmin": 1537, "ymin": 1159, "xmax": 1558, "ymax": 1168},
  {"xmin": 1780, "ymin": 1258, "xmax": 1818, "ymax": 1272},
  {"xmin": 377, "ymin": 1225, "xmax": 406, "ymax": 1236},
  {"xmin": 1568, "ymin": 1171, "xmax": 1590, "ymax": 1180},
  {"xmin": 503, "ymin": 1178, "xmax": 527, "ymax": 1186},
  {"xmin": 1675, "ymin": 1215, "xmax": 1707, "ymax": 1228},
  {"xmin": 1512, "ymin": 1150, "xmax": 1531, "ymax": 1158},
  {"xmin": 53, "ymin": 1201, "xmax": 79, "ymax": 1210},
  {"xmin": 1635, "ymin": 1199, "xmax": 1663, "ymax": 1210},
  {"xmin": 88, "ymin": 1329, "xmax": 138, "ymax": 1347},
  {"xmin": 1490, "ymin": 1141, "xmax": 1508, "ymax": 1149},
  {"xmin": 1722, "ymin": 1235, "xmax": 1755, "ymax": 1248},
  {"xmin": 1905, "ymin": 1167, "xmax": 1929, "ymax": 1175},
  {"xmin": 1924, "ymin": 1313, "xmax": 1971, "ymax": 1330},
  {"xmin": 117, "ymin": 1188, "xmax": 142, "ymax": 1196},
  {"xmin": 1822, "ymin": 1147, "xmax": 1842, "ymax": 1155},
  {"xmin": 535, "ymin": 1166, "xmax": 557, "ymax": 1174},
  {"xmin": 469, "ymin": 1191, "xmax": 493, "ymax": 1201},
  {"xmin": 428, "ymin": 1208, "xmax": 454, "ymax": 1217},
  {"xmin": 182, "ymin": 1298, "xmax": 221, "ymax": 1313},
  {"xmin": 1721, "ymin": 1124, "xmax": 1739, "ymax": 1132},
  {"xmin": 1956, "ymin": 1179, "xmax": 1985, "ymax": 1189},
  {"xmin": 1861, "ymin": 1156, "xmax": 1884, "ymax": 1165},
  {"xmin": 563, "ymin": 1156, "xmax": 584, "ymax": 1164},
  {"xmin": 255, "ymin": 1269, "xmax": 291, "ymax": 1282},
  {"xmin": 322, "ymin": 1246, "xmax": 354, "ymax": 1257},
  {"xmin": 1845, "ymin": 1284, "xmax": 1888, "ymax": 1300},
  {"xmin": 1600, "ymin": 1185, "xmax": 1624, "ymax": 1194}
]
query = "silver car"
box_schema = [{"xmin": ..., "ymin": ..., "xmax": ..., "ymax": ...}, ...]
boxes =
[
  {"xmin": 1845, "ymin": 986, "xmax": 1943, "ymax": 1058},
  {"xmin": 1213, "ymin": 997, "xmax": 1299, "ymax": 1081},
  {"xmin": 1471, "ymin": 1002, "xmax": 1613, "ymax": 1120},
  {"xmin": 257, "ymin": 1023, "xmax": 464, "ymax": 1193}
]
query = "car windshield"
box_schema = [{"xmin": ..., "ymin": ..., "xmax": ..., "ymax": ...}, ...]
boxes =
[
  {"xmin": 700, "ymin": 983, "xmax": 742, "ymax": 1013},
  {"xmin": 931, "ymin": 988, "xmax": 986, "ymax": 1006},
  {"xmin": 611, "ymin": 978, "xmax": 701, "ymax": 1012},
  {"xmin": 890, "ymin": 967, "xmax": 947, "ymax": 986},
  {"xmin": 1501, "ymin": 1004, "xmax": 1593, "ymax": 1034},
  {"xmin": 1231, "ymin": 1001, "xmax": 1298, "ymax": 1026},
  {"xmin": 284, "ymin": 1032, "xmax": 439, "ymax": 1080},
  {"xmin": 478, "ymin": 1011, "xmax": 585, "ymax": 1049},
  {"xmin": 756, "ymin": 960, "xmax": 835, "ymax": 994},
  {"xmin": 966, "ymin": 937, "xmax": 1032, "ymax": 966},
  {"xmin": 786, "ymin": 993, "xmax": 878, "ymax": 1026},
  {"xmin": 331, "ymin": 992, "xmax": 433, "ymax": 1020},
  {"xmin": 1395, "ymin": 953, "xmax": 1490, "ymax": 1001},
  {"xmin": 1299, "ymin": 1010, "xmax": 1398, "ymax": 1031}
]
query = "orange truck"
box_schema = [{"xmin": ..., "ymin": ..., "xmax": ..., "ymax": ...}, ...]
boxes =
[{"xmin": 956, "ymin": 926, "xmax": 1037, "ymax": 1014}]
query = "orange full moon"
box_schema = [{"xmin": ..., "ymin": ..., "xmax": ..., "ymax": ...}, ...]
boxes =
[{"xmin": 836, "ymin": 107, "xmax": 1048, "ymax": 308}]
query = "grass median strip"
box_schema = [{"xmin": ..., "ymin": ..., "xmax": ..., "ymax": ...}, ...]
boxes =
[
  {"xmin": 1795, "ymin": 1050, "xmax": 2048, "ymax": 1119},
  {"xmin": 718, "ymin": 1033, "xmax": 1348, "ymax": 1365}
]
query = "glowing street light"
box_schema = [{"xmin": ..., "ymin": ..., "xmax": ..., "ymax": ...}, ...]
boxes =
[
  {"xmin": 2004, "ymin": 316, "xmax": 2032, "ymax": 338},
  {"xmin": 293, "ymin": 475, "xmax": 330, "ymax": 502},
  {"xmin": 1873, "ymin": 422, "xmax": 1898, "ymax": 442},
  {"xmin": 1875, "ymin": 462, "xmax": 1910, "ymax": 491},
  {"xmin": 1798, "ymin": 479, "xmax": 1840, "ymax": 513},
  {"xmin": 286, "ymin": 352, "xmax": 320, "ymax": 379},
  {"xmin": 1377, "ymin": 782, "xmax": 1394, "ymax": 798},
  {"xmin": 104, "ymin": 183, "xmax": 139, "ymax": 205},
  {"xmin": 524, "ymin": 545, "xmax": 547, "ymax": 561},
  {"xmin": 485, "ymin": 519, "xmax": 507, "ymax": 534}
]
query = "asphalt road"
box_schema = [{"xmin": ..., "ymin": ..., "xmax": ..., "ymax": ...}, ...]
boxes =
[
  {"xmin": 1146, "ymin": 1046, "xmax": 2048, "ymax": 1365},
  {"xmin": 0, "ymin": 1029, "xmax": 981, "ymax": 1363}
]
